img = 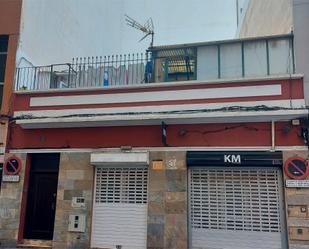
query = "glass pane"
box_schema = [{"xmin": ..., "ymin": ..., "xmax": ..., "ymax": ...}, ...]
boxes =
[
  {"xmin": 0, "ymin": 85, "xmax": 3, "ymax": 111},
  {"xmin": 0, "ymin": 54, "xmax": 7, "ymax": 83},
  {"xmin": 167, "ymin": 57, "xmax": 195, "ymax": 81},
  {"xmin": 244, "ymin": 41, "xmax": 267, "ymax": 77},
  {"xmin": 197, "ymin": 45, "xmax": 218, "ymax": 80},
  {"xmin": 269, "ymin": 39, "xmax": 293, "ymax": 75},
  {"xmin": 0, "ymin": 35, "xmax": 8, "ymax": 52},
  {"xmin": 220, "ymin": 43, "xmax": 242, "ymax": 78}
]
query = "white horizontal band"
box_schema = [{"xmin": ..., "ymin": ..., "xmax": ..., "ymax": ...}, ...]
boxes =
[{"xmin": 30, "ymin": 84, "xmax": 282, "ymax": 107}]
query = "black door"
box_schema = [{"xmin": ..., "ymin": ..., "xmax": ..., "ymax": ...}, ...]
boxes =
[{"xmin": 24, "ymin": 154, "xmax": 60, "ymax": 240}]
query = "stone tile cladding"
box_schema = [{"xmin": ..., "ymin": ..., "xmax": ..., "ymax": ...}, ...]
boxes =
[
  {"xmin": 284, "ymin": 151, "xmax": 309, "ymax": 249},
  {"xmin": 53, "ymin": 153, "xmax": 93, "ymax": 249},
  {"xmin": 147, "ymin": 151, "xmax": 187, "ymax": 249},
  {"xmin": 0, "ymin": 153, "xmax": 26, "ymax": 248}
]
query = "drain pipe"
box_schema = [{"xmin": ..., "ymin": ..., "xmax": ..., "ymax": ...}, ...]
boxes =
[{"xmin": 271, "ymin": 121, "xmax": 276, "ymax": 151}]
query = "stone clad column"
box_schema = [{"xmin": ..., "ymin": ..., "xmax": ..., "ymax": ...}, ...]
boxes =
[
  {"xmin": 53, "ymin": 153, "xmax": 93, "ymax": 249},
  {"xmin": 147, "ymin": 151, "xmax": 187, "ymax": 249},
  {"xmin": 0, "ymin": 153, "xmax": 26, "ymax": 248},
  {"xmin": 283, "ymin": 151, "xmax": 309, "ymax": 249}
]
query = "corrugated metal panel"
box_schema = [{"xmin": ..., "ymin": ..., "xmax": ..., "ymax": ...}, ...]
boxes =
[
  {"xmin": 189, "ymin": 167, "xmax": 286, "ymax": 249},
  {"xmin": 91, "ymin": 203, "xmax": 147, "ymax": 249},
  {"xmin": 91, "ymin": 167, "xmax": 148, "ymax": 249}
]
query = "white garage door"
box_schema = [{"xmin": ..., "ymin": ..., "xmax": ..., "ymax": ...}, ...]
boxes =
[
  {"xmin": 189, "ymin": 167, "xmax": 286, "ymax": 249},
  {"xmin": 91, "ymin": 166, "xmax": 148, "ymax": 249}
]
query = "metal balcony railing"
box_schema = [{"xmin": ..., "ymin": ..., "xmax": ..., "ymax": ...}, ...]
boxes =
[
  {"xmin": 14, "ymin": 35, "xmax": 295, "ymax": 92},
  {"xmin": 15, "ymin": 53, "xmax": 153, "ymax": 91}
]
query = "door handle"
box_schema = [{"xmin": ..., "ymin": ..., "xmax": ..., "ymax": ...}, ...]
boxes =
[{"xmin": 51, "ymin": 193, "xmax": 57, "ymax": 210}]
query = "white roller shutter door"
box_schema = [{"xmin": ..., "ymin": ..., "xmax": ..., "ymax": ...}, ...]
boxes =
[
  {"xmin": 189, "ymin": 167, "xmax": 286, "ymax": 249},
  {"xmin": 91, "ymin": 166, "xmax": 148, "ymax": 249}
]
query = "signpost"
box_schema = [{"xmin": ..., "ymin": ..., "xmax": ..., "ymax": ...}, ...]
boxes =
[
  {"xmin": 4, "ymin": 156, "xmax": 22, "ymax": 176},
  {"xmin": 286, "ymin": 180, "xmax": 309, "ymax": 188},
  {"xmin": 2, "ymin": 175, "xmax": 20, "ymax": 182},
  {"xmin": 284, "ymin": 156, "xmax": 309, "ymax": 180}
]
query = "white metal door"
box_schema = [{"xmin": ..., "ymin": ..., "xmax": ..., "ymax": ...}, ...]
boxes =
[
  {"xmin": 189, "ymin": 167, "xmax": 286, "ymax": 249},
  {"xmin": 91, "ymin": 166, "xmax": 148, "ymax": 249}
]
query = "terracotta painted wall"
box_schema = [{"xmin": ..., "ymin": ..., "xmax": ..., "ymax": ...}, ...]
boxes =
[
  {"xmin": 0, "ymin": 0, "xmax": 21, "ymax": 114},
  {"xmin": 0, "ymin": 0, "xmax": 22, "ymax": 151},
  {"xmin": 7, "ymin": 122, "xmax": 304, "ymax": 150},
  {"xmin": 0, "ymin": 0, "xmax": 22, "ymax": 35}
]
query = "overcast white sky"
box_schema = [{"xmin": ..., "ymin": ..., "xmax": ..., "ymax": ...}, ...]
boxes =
[{"xmin": 18, "ymin": 0, "xmax": 247, "ymax": 64}]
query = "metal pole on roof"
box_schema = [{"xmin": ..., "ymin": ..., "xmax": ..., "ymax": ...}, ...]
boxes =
[{"xmin": 236, "ymin": 0, "xmax": 239, "ymax": 27}]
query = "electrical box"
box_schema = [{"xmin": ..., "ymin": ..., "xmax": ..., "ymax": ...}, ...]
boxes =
[
  {"xmin": 72, "ymin": 197, "xmax": 86, "ymax": 208},
  {"xmin": 288, "ymin": 205, "xmax": 308, "ymax": 218},
  {"xmin": 289, "ymin": 227, "xmax": 309, "ymax": 241},
  {"xmin": 68, "ymin": 214, "xmax": 86, "ymax": 232}
]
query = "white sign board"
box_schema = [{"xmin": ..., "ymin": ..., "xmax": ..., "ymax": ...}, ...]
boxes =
[
  {"xmin": 286, "ymin": 180, "xmax": 309, "ymax": 188},
  {"xmin": 2, "ymin": 175, "xmax": 20, "ymax": 182}
]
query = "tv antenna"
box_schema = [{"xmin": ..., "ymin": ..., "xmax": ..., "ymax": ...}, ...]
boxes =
[{"xmin": 125, "ymin": 15, "xmax": 154, "ymax": 47}]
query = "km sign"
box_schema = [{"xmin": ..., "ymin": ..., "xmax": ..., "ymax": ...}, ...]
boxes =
[
  {"xmin": 224, "ymin": 154, "xmax": 241, "ymax": 164},
  {"xmin": 187, "ymin": 151, "xmax": 282, "ymax": 167}
]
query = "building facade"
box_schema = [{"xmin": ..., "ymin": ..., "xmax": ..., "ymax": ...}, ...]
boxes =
[
  {"xmin": 1, "ymin": 30, "xmax": 309, "ymax": 249},
  {"xmin": 0, "ymin": 0, "xmax": 22, "ymax": 193}
]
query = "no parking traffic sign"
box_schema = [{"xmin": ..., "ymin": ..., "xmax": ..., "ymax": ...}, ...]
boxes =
[
  {"xmin": 4, "ymin": 156, "xmax": 22, "ymax": 176},
  {"xmin": 284, "ymin": 156, "xmax": 309, "ymax": 180}
]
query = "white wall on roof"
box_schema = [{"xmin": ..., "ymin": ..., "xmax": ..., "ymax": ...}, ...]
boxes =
[
  {"xmin": 18, "ymin": 0, "xmax": 246, "ymax": 65},
  {"xmin": 237, "ymin": 0, "xmax": 292, "ymax": 38},
  {"xmin": 293, "ymin": 0, "xmax": 309, "ymax": 106}
]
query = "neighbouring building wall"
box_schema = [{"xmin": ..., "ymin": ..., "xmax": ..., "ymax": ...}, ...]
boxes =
[
  {"xmin": 293, "ymin": 0, "xmax": 309, "ymax": 106},
  {"xmin": 238, "ymin": 0, "xmax": 293, "ymax": 38},
  {"xmin": 0, "ymin": 0, "xmax": 22, "ymax": 186},
  {"xmin": 0, "ymin": 0, "xmax": 21, "ymax": 114}
]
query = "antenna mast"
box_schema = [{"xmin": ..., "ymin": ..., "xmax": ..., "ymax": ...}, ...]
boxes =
[{"xmin": 125, "ymin": 15, "xmax": 154, "ymax": 47}]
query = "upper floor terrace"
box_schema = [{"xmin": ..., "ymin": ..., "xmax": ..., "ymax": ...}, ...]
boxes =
[
  {"xmin": 15, "ymin": 34, "xmax": 295, "ymax": 92},
  {"xmin": 11, "ymin": 34, "xmax": 308, "ymax": 131}
]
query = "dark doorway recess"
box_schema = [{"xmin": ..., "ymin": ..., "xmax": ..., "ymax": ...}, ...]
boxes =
[{"xmin": 24, "ymin": 153, "xmax": 60, "ymax": 240}]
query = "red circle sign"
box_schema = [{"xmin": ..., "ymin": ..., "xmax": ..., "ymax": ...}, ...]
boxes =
[
  {"xmin": 284, "ymin": 156, "xmax": 309, "ymax": 180},
  {"xmin": 4, "ymin": 156, "xmax": 22, "ymax": 175}
]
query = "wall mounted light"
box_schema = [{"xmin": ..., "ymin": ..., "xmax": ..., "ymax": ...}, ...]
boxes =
[
  {"xmin": 179, "ymin": 128, "xmax": 187, "ymax": 136},
  {"xmin": 161, "ymin": 121, "xmax": 168, "ymax": 146}
]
